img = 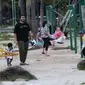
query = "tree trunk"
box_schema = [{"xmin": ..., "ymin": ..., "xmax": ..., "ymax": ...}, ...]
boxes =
[
  {"xmin": 53, "ymin": 0, "xmax": 56, "ymax": 6},
  {"xmin": 40, "ymin": 0, "xmax": 44, "ymax": 27},
  {"xmin": 36, "ymin": 1, "xmax": 40, "ymax": 27},
  {"xmin": 31, "ymin": 0, "xmax": 37, "ymax": 38},
  {"xmin": 0, "ymin": 0, "xmax": 2, "ymax": 25},
  {"xmin": 19, "ymin": 0, "xmax": 26, "ymax": 16},
  {"xmin": 26, "ymin": 3, "xmax": 31, "ymax": 26}
]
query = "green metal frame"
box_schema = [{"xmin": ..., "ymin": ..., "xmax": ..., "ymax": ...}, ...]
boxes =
[
  {"xmin": 69, "ymin": 17, "xmax": 73, "ymax": 50},
  {"xmin": 46, "ymin": 5, "xmax": 56, "ymax": 34},
  {"xmin": 46, "ymin": 0, "xmax": 85, "ymax": 56},
  {"xmin": 63, "ymin": 10, "xmax": 72, "ymax": 32},
  {"xmin": 46, "ymin": 1, "xmax": 84, "ymax": 54},
  {"xmin": 68, "ymin": 5, "xmax": 77, "ymax": 53},
  {"xmin": 46, "ymin": 4, "xmax": 77, "ymax": 53},
  {"xmin": 68, "ymin": 0, "xmax": 85, "ymax": 55},
  {"xmin": 79, "ymin": 0, "xmax": 85, "ymax": 58},
  {"xmin": 50, "ymin": 5, "xmax": 54, "ymax": 34}
]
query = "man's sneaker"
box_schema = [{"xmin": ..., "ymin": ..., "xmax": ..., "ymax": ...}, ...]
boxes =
[{"xmin": 20, "ymin": 62, "xmax": 29, "ymax": 65}]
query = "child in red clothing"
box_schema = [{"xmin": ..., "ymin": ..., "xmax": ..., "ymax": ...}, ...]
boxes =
[
  {"xmin": 54, "ymin": 27, "xmax": 63, "ymax": 39},
  {"xmin": 46, "ymin": 27, "xmax": 63, "ymax": 40}
]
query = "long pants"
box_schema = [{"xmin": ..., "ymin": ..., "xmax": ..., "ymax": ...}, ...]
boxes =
[
  {"xmin": 42, "ymin": 37, "xmax": 50, "ymax": 51},
  {"xmin": 18, "ymin": 41, "xmax": 28, "ymax": 63}
]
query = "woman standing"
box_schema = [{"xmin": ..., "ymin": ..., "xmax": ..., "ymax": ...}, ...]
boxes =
[{"xmin": 41, "ymin": 21, "xmax": 50, "ymax": 56}]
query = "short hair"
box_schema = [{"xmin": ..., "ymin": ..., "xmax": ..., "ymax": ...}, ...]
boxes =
[
  {"xmin": 20, "ymin": 15, "xmax": 25, "ymax": 17},
  {"xmin": 8, "ymin": 43, "xmax": 13, "ymax": 48},
  {"xmin": 79, "ymin": 30, "xmax": 85, "ymax": 34},
  {"xmin": 42, "ymin": 21, "xmax": 47, "ymax": 27}
]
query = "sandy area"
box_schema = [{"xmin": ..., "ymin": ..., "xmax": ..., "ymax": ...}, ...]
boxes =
[{"xmin": 0, "ymin": 39, "xmax": 84, "ymax": 85}]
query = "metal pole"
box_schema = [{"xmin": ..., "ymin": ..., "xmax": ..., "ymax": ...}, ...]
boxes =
[
  {"xmin": 73, "ymin": 5, "xmax": 77, "ymax": 53},
  {"xmin": 53, "ymin": 0, "xmax": 62, "ymax": 9},
  {"xmin": 0, "ymin": 0, "xmax": 2, "ymax": 25},
  {"xmin": 84, "ymin": 0, "xmax": 85, "ymax": 5},
  {"xmin": 69, "ymin": 17, "xmax": 73, "ymax": 50},
  {"xmin": 69, "ymin": 0, "xmax": 71, "ymax": 5},
  {"xmin": 79, "ymin": 1, "xmax": 83, "ymax": 58},
  {"xmin": 50, "ymin": 5, "xmax": 54, "ymax": 34},
  {"xmin": 63, "ymin": 10, "xmax": 72, "ymax": 32},
  {"xmin": 52, "ymin": 9, "xmax": 64, "ymax": 18},
  {"xmin": 60, "ymin": 10, "xmax": 70, "ymax": 27}
]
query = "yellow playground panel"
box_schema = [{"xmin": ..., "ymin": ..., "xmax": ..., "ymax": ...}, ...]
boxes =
[{"xmin": 0, "ymin": 48, "xmax": 19, "ymax": 57}]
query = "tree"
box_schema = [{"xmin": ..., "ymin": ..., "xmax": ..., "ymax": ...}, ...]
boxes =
[
  {"xmin": 44, "ymin": 0, "xmax": 68, "ymax": 15},
  {"xmin": 0, "ymin": 0, "xmax": 2, "ymax": 24},
  {"xmin": 35, "ymin": 0, "xmax": 40, "ymax": 27},
  {"xmin": 19, "ymin": 0, "xmax": 26, "ymax": 16},
  {"xmin": 40, "ymin": 0, "xmax": 44, "ymax": 27},
  {"xmin": 44, "ymin": 0, "xmax": 56, "ymax": 5},
  {"xmin": 31, "ymin": 0, "xmax": 37, "ymax": 38},
  {"xmin": 26, "ymin": 0, "xmax": 31, "ymax": 25},
  {"xmin": 53, "ymin": 0, "xmax": 56, "ymax": 6}
]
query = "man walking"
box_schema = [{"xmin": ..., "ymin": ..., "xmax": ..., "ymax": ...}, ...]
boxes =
[{"xmin": 14, "ymin": 15, "xmax": 33, "ymax": 65}]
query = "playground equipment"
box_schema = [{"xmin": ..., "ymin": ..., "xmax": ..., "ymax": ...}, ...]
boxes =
[
  {"xmin": 46, "ymin": 0, "xmax": 85, "ymax": 56},
  {"xmin": 79, "ymin": 0, "xmax": 85, "ymax": 58},
  {"xmin": 0, "ymin": 48, "xmax": 18, "ymax": 57},
  {"xmin": 68, "ymin": 5, "xmax": 77, "ymax": 53},
  {"xmin": 46, "ymin": 2, "xmax": 77, "ymax": 53}
]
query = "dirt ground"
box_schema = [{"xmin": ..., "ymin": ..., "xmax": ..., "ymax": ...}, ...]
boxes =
[{"xmin": 0, "ymin": 39, "xmax": 85, "ymax": 85}]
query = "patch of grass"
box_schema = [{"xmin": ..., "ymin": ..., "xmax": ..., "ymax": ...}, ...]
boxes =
[{"xmin": 0, "ymin": 33, "xmax": 14, "ymax": 40}]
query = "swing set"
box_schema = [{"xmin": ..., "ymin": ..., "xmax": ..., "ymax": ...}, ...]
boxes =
[{"xmin": 46, "ymin": 0, "xmax": 85, "ymax": 58}]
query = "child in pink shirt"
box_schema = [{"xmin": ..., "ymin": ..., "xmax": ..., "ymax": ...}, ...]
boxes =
[
  {"xmin": 47, "ymin": 27, "xmax": 63, "ymax": 40},
  {"xmin": 54, "ymin": 29, "xmax": 63, "ymax": 39}
]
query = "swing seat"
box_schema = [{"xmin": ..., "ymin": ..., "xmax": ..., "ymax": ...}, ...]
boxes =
[{"xmin": 54, "ymin": 36, "xmax": 65, "ymax": 44}]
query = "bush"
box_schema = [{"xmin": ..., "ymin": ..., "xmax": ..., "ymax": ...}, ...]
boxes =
[
  {"xmin": 77, "ymin": 60, "xmax": 85, "ymax": 70},
  {"xmin": 0, "ymin": 66, "xmax": 37, "ymax": 81}
]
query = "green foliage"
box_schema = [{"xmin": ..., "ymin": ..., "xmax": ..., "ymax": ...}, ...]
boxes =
[
  {"xmin": 0, "ymin": 33, "xmax": 14, "ymax": 40},
  {"xmin": 26, "ymin": 0, "xmax": 31, "ymax": 5},
  {"xmin": 58, "ymin": 0, "xmax": 68, "ymax": 15}
]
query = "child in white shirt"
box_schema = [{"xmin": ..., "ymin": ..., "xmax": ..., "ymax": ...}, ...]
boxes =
[{"xmin": 5, "ymin": 43, "xmax": 13, "ymax": 66}]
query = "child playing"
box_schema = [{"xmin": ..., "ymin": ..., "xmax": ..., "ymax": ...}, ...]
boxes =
[
  {"xmin": 29, "ymin": 37, "xmax": 36, "ymax": 46},
  {"xmin": 79, "ymin": 30, "xmax": 85, "ymax": 60},
  {"xmin": 5, "ymin": 43, "xmax": 13, "ymax": 66},
  {"xmin": 36, "ymin": 28, "xmax": 43, "ymax": 47}
]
